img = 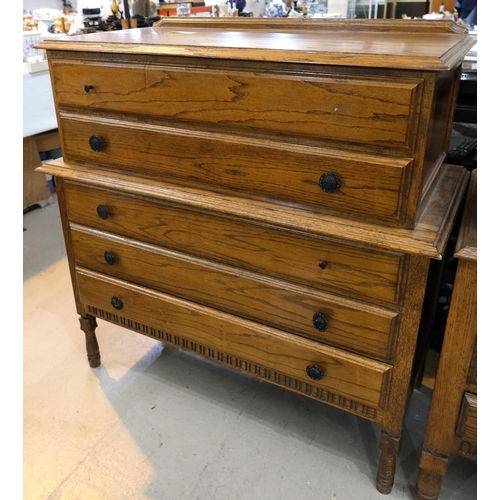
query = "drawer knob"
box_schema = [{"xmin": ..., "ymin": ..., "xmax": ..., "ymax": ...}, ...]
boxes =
[
  {"xmin": 104, "ymin": 251, "xmax": 116, "ymax": 265},
  {"xmin": 306, "ymin": 364, "xmax": 324, "ymax": 381},
  {"xmin": 89, "ymin": 135, "xmax": 104, "ymax": 152},
  {"xmin": 313, "ymin": 313, "xmax": 328, "ymax": 332},
  {"xmin": 84, "ymin": 85, "xmax": 94, "ymax": 93},
  {"xmin": 111, "ymin": 296, "xmax": 123, "ymax": 310},
  {"xmin": 319, "ymin": 172, "xmax": 341, "ymax": 194},
  {"xmin": 96, "ymin": 204, "xmax": 110, "ymax": 220},
  {"xmin": 318, "ymin": 261, "xmax": 328, "ymax": 270}
]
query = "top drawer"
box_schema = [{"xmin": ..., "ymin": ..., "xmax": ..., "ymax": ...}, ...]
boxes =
[{"xmin": 50, "ymin": 58, "xmax": 423, "ymax": 151}]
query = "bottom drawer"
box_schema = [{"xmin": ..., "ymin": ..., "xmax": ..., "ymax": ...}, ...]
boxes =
[
  {"xmin": 455, "ymin": 392, "xmax": 477, "ymax": 439},
  {"xmin": 454, "ymin": 392, "xmax": 477, "ymax": 460},
  {"xmin": 76, "ymin": 268, "xmax": 392, "ymax": 420}
]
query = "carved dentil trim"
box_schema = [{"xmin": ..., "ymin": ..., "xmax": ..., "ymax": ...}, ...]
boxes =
[{"xmin": 87, "ymin": 305, "xmax": 382, "ymax": 422}]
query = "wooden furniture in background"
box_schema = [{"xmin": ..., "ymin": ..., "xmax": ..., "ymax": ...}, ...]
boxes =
[
  {"xmin": 38, "ymin": 19, "xmax": 474, "ymax": 494},
  {"xmin": 415, "ymin": 169, "xmax": 477, "ymax": 500},
  {"xmin": 23, "ymin": 130, "xmax": 60, "ymax": 210},
  {"xmin": 23, "ymin": 65, "xmax": 59, "ymax": 210}
]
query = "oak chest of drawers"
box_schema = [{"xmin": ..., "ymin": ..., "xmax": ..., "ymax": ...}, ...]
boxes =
[
  {"xmin": 38, "ymin": 18, "xmax": 475, "ymax": 494},
  {"xmin": 415, "ymin": 169, "xmax": 477, "ymax": 500}
]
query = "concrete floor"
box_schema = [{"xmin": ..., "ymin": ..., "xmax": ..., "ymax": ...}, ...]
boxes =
[{"xmin": 23, "ymin": 201, "xmax": 477, "ymax": 500}]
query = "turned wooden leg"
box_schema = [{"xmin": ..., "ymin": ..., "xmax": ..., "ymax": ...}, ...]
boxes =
[
  {"xmin": 79, "ymin": 315, "xmax": 101, "ymax": 368},
  {"xmin": 414, "ymin": 450, "xmax": 448, "ymax": 500},
  {"xmin": 376, "ymin": 432, "xmax": 400, "ymax": 494}
]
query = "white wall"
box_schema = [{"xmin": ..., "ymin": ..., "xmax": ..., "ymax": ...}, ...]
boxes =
[
  {"xmin": 24, "ymin": 0, "xmax": 66, "ymax": 12},
  {"xmin": 23, "ymin": 1, "xmax": 106, "ymax": 13}
]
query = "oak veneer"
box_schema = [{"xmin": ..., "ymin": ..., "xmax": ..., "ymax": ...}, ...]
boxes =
[
  {"xmin": 70, "ymin": 225, "xmax": 399, "ymax": 361},
  {"xmin": 38, "ymin": 19, "xmax": 474, "ymax": 494},
  {"xmin": 415, "ymin": 170, "xmax": 477, "ymax": 500}
]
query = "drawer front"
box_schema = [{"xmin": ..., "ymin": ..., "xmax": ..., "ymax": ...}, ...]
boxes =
[
  {"xmin": 456, "ymin": 392, "xmax": 477, "ymax": 443},
  {"xmin": 76, "ymin": 268, "xmax": 392, "ymax": 413},
  {"xmin": 51, "ymin": 59, "xmax": 423, "ymax": 150},
  {"xmin": 65, "ymin": 183, "xmax": 404, "ymax": 304},
  {"xmin": 71, "ymin": 225, "xmax": 399, "ymax": 361},
  {"xmin": 59, "ymin": 113, "xmax": 410, "ymax": 225}
]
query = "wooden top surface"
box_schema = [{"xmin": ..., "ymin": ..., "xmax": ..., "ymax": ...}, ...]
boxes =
[
  {"xmin": 39, "ymin": 19, "xmax": 476, "ymax": 71},
  {"xmin": 38, "ymin": 159, "xmax": 469, "ymax": 259},
  {"xmin": 455, "ymin": 169, "xmax": 477, "ymax": 261}
]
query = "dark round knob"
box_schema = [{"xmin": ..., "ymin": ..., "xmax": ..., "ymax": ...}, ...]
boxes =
[
  {"xmin": 306, "ymin": 364, "xmax": 324, "ymax": 381},
  {"xmin": 319, "ymin": 172, "xmax": 341, "ymax": 193},
  {"xmin": 111, "ymin": 296, "xmax": 123, "ymax": 310},
  {"xmin": 104, "ymin": 251, "xmax": 116, "ymax": 265},
  {"xmin": 96, "ymin": 204, "xmax": 110, "ymax": 220},
  {"xmin": 318, "ymin": 261, "xmax": 328, "ymax": 270},
  {"xmin": 313, "ymin": 313, "xmax": 328, "ymax": 332},
  {"xmin": 89, "ymin": 135, "xmax": 104, "ymax": 152},
  {"xmin": 84, "ymin": 85, "xmax": 94, "ymax": 93}
]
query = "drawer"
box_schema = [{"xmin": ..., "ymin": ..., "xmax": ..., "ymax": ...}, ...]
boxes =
[
  {"xmin": 76, "ymin": 267, "xmax": 393, "ymax": 414},
  {"xmin": 456, "ymin": 392, "xmax": 477, "ymax": 443},
  {"xmin": 59, "ymin": 113, "xmax": 411, "ymax": 226},
  {"xmin": 64, "ymin": 182, "xmax": 404, "ymax": 304},
  {"xmin": 70, "ymin": 225, "xmax": 400, "ymax": 361},
  {"xmin": 51, "ymin": 58, "xmax": 423, "ymax": 151}
]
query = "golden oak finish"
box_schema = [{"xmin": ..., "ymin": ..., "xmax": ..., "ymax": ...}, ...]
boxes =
[
  {"xmin": 415, "ymin": 170, "xmax": 477, "ymax": 500},
  {"xmin": 70, "ymin": 224, "xmax": 399, "ymax": 361},
  {"xmin": 40, "ymin": 21, "xmax": 472, "ymax": 70},
  {"xmin": 42, "ymin": 20, "xmax": 475, "ymax": 230},
  {"xmin": 455, "ymin": 393, "xmax": 477, "ymax": 444},
  {"xmin": 38, "ymin": 19, "xmax": 474, "ymax": 495},
  {"xmin": 63, "ymin": 182, "xmax": 404, "ymax": 304},
  {"xmin": 41, "ymin": 158, "xmax": 469, "ymax": 259},
  {"xmin": 52, "ymin": 61, "xmax": 423, "ymax": 150},
  {"xmin": 77, "ymin": 267, "xmax": 393, "ymax": 411},
  {"xmin": 154, "ymin": 18, "xmax": 469, "ymax": 34},
  {"xmin": 58, "ymin": 111, "xmax": 412, "ymax": 224}
]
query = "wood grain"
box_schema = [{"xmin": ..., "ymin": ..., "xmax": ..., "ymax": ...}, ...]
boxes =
[
  {"xmin": 76, "ymin": 267, "xmax": 392, "ymax": 410},
  {"xmin": 38, "ymin": 21, "xmax": 473, "ymax": 496},
  {"xmin": 455, "ymin": 170, "xmax": 477, "ymax": 261},
  {"xmin": 153, "ymin": 18, "xmax": 469, "ymax": 33},
  {"xmin": 415, "ymin": 171, "xmax": 477, "ymax": 500},
  {"xmin": 52, "ymin": 60, "xmax": 421, "ymax": 150},
  {"xmin": 455, "ymin": 393, "xmax": 477, "ymax": 442},
  {"xmin": 38, "ymin": 159, "xmax": 469, "ymax": 260},
  {"xmin": 58, "ymin": 112, "xmax": 411, "ymax": 225},
  {"xmin": 71, "ymin": 224, "xmax": 399, "ymax": 361},
  {"xmin": 64, "ymin": 182, "xmax": 404, "ymax": 304},
  {"xmin": 39, "ymin": 22, "xmax": 476, "ymax": 71},
  {"xmin": 23, "ymin": 136, "xmax": 50, "ymax": 209},
  {"xmin": 45, "ymin": 40, "xmax": 466, "ymax": 232}
]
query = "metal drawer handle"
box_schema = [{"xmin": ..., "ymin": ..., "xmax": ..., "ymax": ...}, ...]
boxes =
[
  {"xmin": 319, "ymin": 172, "xmax": 341, "ymax": 194},
  {"xmin": 313, "ymin": 313, "xmax": 328, "ymax": 332},
  {"xmin": 84, "ymin": 85, "xmax": 94, "ymax": 93},
  {"xmin": 111, "ymin": 296, "xmax": 123, "ymax": 310},
  {"xmin": 89, "ymin": 135, "xmax": 104, "ymax": 152},
  {"xmin": 96, "ymin": 204, "xmax": 110, "ymax": 220},
  {"xmin": 104, "ymin": 251, "xmax": 116, "ymax": 265},
  {"xmin": 306, "ymin": 364, "xmax": 324, "ymax": 381}
]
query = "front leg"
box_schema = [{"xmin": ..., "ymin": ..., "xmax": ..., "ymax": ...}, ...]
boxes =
[
  {"xmin": 376, "ymin": 431, "xmax": 400, "ymax": 494},
  {"xmin": 79, "ymin": 315, "xmax": 101, "ymax": 368}
]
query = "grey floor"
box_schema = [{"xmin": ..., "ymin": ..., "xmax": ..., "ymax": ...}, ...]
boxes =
[{"xmin": 23, "ymin": 200, "xmax": 477, "ymax": 500}]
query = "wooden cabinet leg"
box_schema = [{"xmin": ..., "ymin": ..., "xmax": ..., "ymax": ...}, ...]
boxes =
[
  {"xmin": 78, "ymin": 315, "xmax": 101, "ymax": 368},
  {"xmin": 415, "ymin": 468, "xmax": 445, "ymax": 500},
  {"xmin": 376, "ymin": 432, "xmax": 400, "ymax": 494},
  {"xmin": 414, "ymin": 450, "xmax": 448, "ymax": 500}
]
